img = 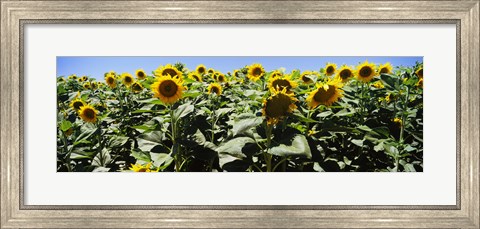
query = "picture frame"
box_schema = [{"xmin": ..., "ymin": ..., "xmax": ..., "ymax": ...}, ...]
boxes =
[{"xmin": 1, "ymin": 0, "xmax": 478, "ymax": 228}]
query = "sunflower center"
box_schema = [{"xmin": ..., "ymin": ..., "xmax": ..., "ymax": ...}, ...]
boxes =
[
  {"xmin": 302, "ymin": 75, "xmax": 312, "ymax": 82},
  {"xmin": 159, "ymin": 80, "xmax": 178, "ymax": 97},
  {"xmin": 265, "ymin": 94, "xmax": 291, "ymax": 118},
  {"xmin": 379, "ymin": 68, "xmax": 388, "ymax": 74},
  {"xmin": 326, "ymin": 66, "xmax": 334, "ymax": 74},
  {"xmin": 218, "ymin": 75, "xmax": 225, "ymax": 82},
  {"xmin": 133, "ymin": 83, "xmax": 142, "ymax": 91},
  {"xmin": 314, "ymin": 86, "xmax": 336, "ymax": 103},
  {"xmin": 417, "ymin": 69, "xmax": 423, "ymax": 77},
  {"xmin": 252, "ymin": 67, "xmax": 262, "ymax": 76},
  {"xmin": 272, "ymin": 79, "xmax": 292, "ymax": 90},
  {"xmin": 125, "ymin": 77, "xmax": 132, "ymax": 83},
  {"xmin": 84, "ymin": 108, "xmax": 95, "ymax": 120},
  {"xmin": 194, "ymin": 75, "xmax": 200, "ymax": 81},
  {"xmin": 211, "ymin": 86, "xmax": 219, "ymax": 94},
  {"xmin": 340, "ymin": 69, "xmax": 352, "ymax": 79},
  {"xmin": 359, "ymin": 66, "xmax": 372, "ymax": 77},
  {"xmin": 198, "ymin": 67, "xmax": 205, "ymax": 74},
  {"xmin": 73, "ymin": 101, "xmax": 84, "ymax": 110},
  {"xmin": 163, "ymin": 69, "xmax": 178, "ymax": 77},
  {"xmin": 107, "ymin": 77, "xmax": 114, "ymax": 84},
  {"xmin": 137, "ymin": 72, "xmax": 145, "ymax": 77}
]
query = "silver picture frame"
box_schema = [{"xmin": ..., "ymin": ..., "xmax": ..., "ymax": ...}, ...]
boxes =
[{"xmin": 1, "ymin": 0, "xmax": 478, "ymax": 228}]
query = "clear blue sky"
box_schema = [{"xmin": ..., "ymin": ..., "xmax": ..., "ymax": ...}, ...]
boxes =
[{"xmin": 57, "ymin": 56, "xmax": 422, "ymax": 81}]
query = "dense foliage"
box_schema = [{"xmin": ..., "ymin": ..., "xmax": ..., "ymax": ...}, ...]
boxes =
[{"xmin": 57, "ymin": 61, "xmax": 423, "ymax": 172}]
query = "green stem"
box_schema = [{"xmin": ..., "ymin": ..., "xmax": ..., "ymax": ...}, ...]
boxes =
[
  {"xmin": 263, "ymin": 124, "xmax": 273, "ymax": 172},
  {"xmin": 169, "ymin": 106, "xmax": 180, "ymax": 172},
  {"xmin": 62, "ymin": 133, "xmax": 72, "ymax": 172},
  {"xmin": 273, "ymin": 157, "xmax": 288, "ymax": 172},
  {"xmin": 399, "ymin": 87, "xmax": 409, "ymax": 144},
  {"xmin": 96, "ymin": 121, "xmax": 104, "ymax": 167}
]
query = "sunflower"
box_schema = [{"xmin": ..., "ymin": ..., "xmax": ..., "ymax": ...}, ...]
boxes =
[
  {"xmin": 335, "ymin": 65, "xmax": 354, "ymax": 83},
  {"xmin": 151, "ymin": 75, "xmax": 184, "ymax": 104},
  {"xmin": 131, "ymin": 81, "xmax": 144, "ymax": 93},
  {"xmin": 105, "ymin": 74, "xmax": 116, "ymax": 89},
  {"xmin": 268, "ymin": 74, "xmax": 297, "ymax": 92},
  {"xmin": 155, "ymin": 64, "xmax": 182, "ymax": 79},
  {"xmin": 393, "ymin": 117, "xmax": 403, "ymax": 127},
  {"xmin": 121, "ymin": 73, "xmax": 134, "ymax": 87},
  {"xmin": 385, "ymin": 92, "xmax": 396, "ymax": 103},
  {"xmin": 247, "ymin": 63, "xmax": 265, "ymax": 82},
  {"xmin": 355, "ymin": 61, "xmax": 377, "ymax": 82},
  {"xmin": 378, "ymin": 62, "xmax": 393, "ymax": 74},
  {"xmin": 207, "ymin": 68, "xmax": 215, "ymax": 75},
  {"xmin": 233, "ymin": 69, "xmax": 242, "ymax": 80},
  {"xmin": 416, "ymin": 78, "xmax": 423, "ymax": 88},
  {"xmin": 70, "ymin": 98, "xmax": 85, "ymax": 111},
  {"xmin": 83, "ymin": 82, "xmax": 91, "ymax": 89},
  {"xmin": 68, "ymin": 74, "xmax": 77, "ymax": 80},
  {"xmin": 300, "ymin": 71, "xmax": 315, "ymax": 84},
  {"xmin": 58, "ymin": 77, "xmax": 65, "ymax": 82},
  {"xmin": 325, "ymin": 63, "xmax": 337, "ymax": 76},
  {"xmin": 188, "ymin": 72, "xmax": 203, "ymax": 82},
  {"xmin": 129, "ymin": 162, "xmax": 159, "ymax": 172},
  {"xmin": 415, "ymin": 67, "xmax": 423, "ymax": 79},
  {"xmin": 371, "ymin": 81, "xmax": 385, "ymax": 89},
  {"xmin": 306, "ymin": 78, "xmax": 344, "ymax": 108},
  {"xmin": 135, "ymin": 69, "xmax": 147, "ymax": 80},
  {"xmin": 196, "ymin": 64, "xmax": 207, "ymax": 75},
  {"xmin": 215, "ymin": 72, "xmax": 226, "ymax": 83},
  {"xmin": 207, "ymin": 83, "xmax": 222, "ymax": 95},
  {"xmin": 91, "ymin": 82, "xmax": 97, "ymax": 89},
  {"xmin": 270, "ymin": 70, "xmax": 283, "ymax": 79},
  {"xmin": 262, "ymin": 87, "xmax": 298, "ymax": 125},
  {"xmin": 78, "ymin": 104, "xmax": 98, "ymax": 123}
]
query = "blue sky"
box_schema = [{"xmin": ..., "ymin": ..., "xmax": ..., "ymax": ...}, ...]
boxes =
[{"xmin": 57, "ymin": 56, "xmax": 422, "ymax": 81}]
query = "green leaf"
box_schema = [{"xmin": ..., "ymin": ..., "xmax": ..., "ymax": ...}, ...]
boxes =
[
  {"xmin": 138, "ymin": 98, "xmax": 163, "ymax": 105},
  {"xmin": 215, "ymin": 108, "xmax": 234, "ymax": 117},
  {"xmin": 219, "ymin": 154, "xmax": 251, "ymax": 172},
  {"xmin": 357, "ymin": 125, "xmax": 372, "ymax": 132},
  {"xmin": 60, "ymin": 120, "xmax": 72, "ymax": 132},
  {"xmin": 372, "ymin": 127, "xmax": 390, "ymax": 138},
  {"xmin": 317, "ymin": 110, "xmax": 333, "ymax": 118},
  {"xmin": 216, "ymin": 137, "xmax": 255, "ymax": 158},
  {"xmin": 231, "ymin": 116, "xmax": 263, "ymax": 136},
  {"xmin": 137, "ymin": 131, "xmax": 164, "ymax": 152},
  {"xmin": 150, "ymin": 153, "xmax": 173, "ymax": 168},
  {"xmin": 270, "ymin": 135, "xmax": 312, "ymax": 159},
  {"xmin": 351, "ymin": 139, "xmax": 364, "ymax": 147},
  {"xmin": 313, "ymin": 162, "xmax": 325, "ymax": 172},
  {"xmin": 183, "ymin": 91, "xmax": 202, "ymax": 98},
  {"xmin": 92, "ymin": 148, "xmax": 111, "ymax": 167},
  {"xmin": 131, "ymin": 149, "xmax": 151, "ymax": 162},
  {"xmin": 334, "ymin": 108, "xmax": 355, "ymax": 117},
  {"xmin": 173, "ymin": 102, "xmax": 194, "ymax": 120},
  {"xmin": 70, "ymin": 150, "xmax": 96, "ymax": 160},
  {"xmin": 108, "ymin": 136, "xmax": 129, "ymax": 148},
  {"xmin": 74, "ymin": 123, "xmax": 98, "ymax": 143},
  {"xmin": 380, "ymin": 73, "xmax": 397, "ymax": 88},
  {"xmin": 92, "ymin": 167, "xmax": 110, "ymax": 172}
]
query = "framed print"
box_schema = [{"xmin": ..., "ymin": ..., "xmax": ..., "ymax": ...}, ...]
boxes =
[{"xmin": 1, "ymin": 0, "xmax": 479, "ymax": 228}]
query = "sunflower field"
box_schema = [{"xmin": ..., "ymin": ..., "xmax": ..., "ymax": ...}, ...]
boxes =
[{"xmin": 57, "ymin": 60, "xmax": 424, "ymax": 172}]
